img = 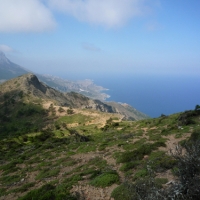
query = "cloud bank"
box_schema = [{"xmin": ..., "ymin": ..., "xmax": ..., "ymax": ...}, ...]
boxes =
[
  {"xmin": 48, "ymin": 0, "xmax": 157, "ymax": 28},
  {"xmin": 0, "ymin": 0, "xmax": 159, "ymax": 32},
  {"xmin": 0, "ymin": 0, "xmax": 56, "ymax": 32}
]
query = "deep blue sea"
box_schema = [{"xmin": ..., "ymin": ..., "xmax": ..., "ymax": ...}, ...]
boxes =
[
  {"xmin": 92, "ymin": 74, "xmax": 200, "ymax": 118},
  {"xmin": 63, "ymin": 73, "xmax": 200, "ymax": 118}
]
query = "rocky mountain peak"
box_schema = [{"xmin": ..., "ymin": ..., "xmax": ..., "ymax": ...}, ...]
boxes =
[
  {"xmin": 0, "ymin": 51, "xmax": 11, "ymax": 64},
  {"xmin": 21, "ymin": 73, "xmax": 47, "ymax": 94}
]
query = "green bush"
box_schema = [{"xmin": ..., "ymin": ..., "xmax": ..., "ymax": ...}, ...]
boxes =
[
  {"xmin": 190, "ymin": 128, "xmax": 200, "ymax": 141},
  {"xmin": 148, "ymin": 151, "xmax": 177, "ymax": 172},
  {"xmin": 120, "ymin": 161, "xmax": 141, "ymax": 172},
  {"xmin": 111, "ymin": 183, "xmax": 136, "ymax": 200},
  {"xmin": 90, "ymin": 171, "xmax": 119, "ymax": 187},
  {"xmin": 17, "ymin": 183, "xmax": 76, "ymax": 200},
  {"xmin": 133, "ymin": 169, "xmax": 148, "ymax": 180},
  {"xmin": 116, "ymin": 142, "xmax": 164, "ymax": 163}
]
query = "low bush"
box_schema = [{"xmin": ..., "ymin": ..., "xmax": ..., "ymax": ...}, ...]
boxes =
[
  {"xmin": 120, "ymin": 161, "xmax": 141, "ymax": 172},
  {"xmin": 17, "ymin": 183, "xmax": 76, "ymax": 200},
  {"xmin": 111, "ymin": 183, "xmax": 136, "ymax": 200},
  {"xmin": 133, "ymin": 168, "xmax": 148, "ymax": 180},
  {"xmin": 90, "ymin": 170, "xmax": 119, "ymax": 187},
  {"xmin": 116, "ymin": 142, "xmax": 165, "ymax": 163}
]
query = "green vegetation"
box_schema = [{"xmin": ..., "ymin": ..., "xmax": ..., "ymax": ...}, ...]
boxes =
[
  {"xmin": 90, "ymin": 170, "xmax": 119, "ymax": 187},
  {"xmin": 0, "ymin": 95, "xmax": 49, "ymax": 139},
  {"xmin": 0, "ymin": 90, "xmax": 200, "ymax": 200},
  {"xmin": 17, "ymin": 183, "xmax": 76, "ymax": 200}
]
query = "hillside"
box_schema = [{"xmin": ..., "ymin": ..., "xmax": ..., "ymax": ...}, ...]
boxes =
[
  {"xmin": 106, "ymin": 101, "xmax": 149, "ymax": 121},
  {"xmin": 0, "ymin": 74, "xmax": 148, "ymax": 120},
  {"xmin": 0, "ymin": 51, "xmax": 29, "ymax": 80},
  {"xmin": 37, "ymin": 74, "xmax": 110, "ymax": 101},
  {"xmin": 0, "ymin": 74, "xmax": 200, "ymax": 199}
]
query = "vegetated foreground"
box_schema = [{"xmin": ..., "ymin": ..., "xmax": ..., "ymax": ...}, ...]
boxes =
[{"xmin": 0, "ymin": 99, "xmax": 200, "ymax": 199}]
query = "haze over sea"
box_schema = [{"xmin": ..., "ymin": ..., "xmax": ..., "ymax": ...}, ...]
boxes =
[{"xmin": 63, "ymin": 73, "xmax": 200, "ymax": 118}]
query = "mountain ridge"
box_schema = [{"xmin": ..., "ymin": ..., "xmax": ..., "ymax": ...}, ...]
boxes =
[
  {"xmin": 0, "ymin": 52, "xmax": 149, "ymax": 120},
  {"xmin": 0, "ymin": 73, "xmax": 114, "ymax": 113},
  {"xmin": 0, "ymin": 51, "xmax": 109, "ymax": 101}
]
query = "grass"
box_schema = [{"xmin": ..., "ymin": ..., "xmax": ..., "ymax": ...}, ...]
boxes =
[
  {"xmin": 0, "ymin": 174, "xmax": 23, "ymax": 186},
  {"xmin": 56, "ymin": 114, "xmax": 92, "ymax": 125},
  {"xmin": 35, "ymin": 168, "xmax": 60, "ymax": 180},
  {"xmin": 17, "ymin": 183, "xmax": 76, "ymax": 200}
]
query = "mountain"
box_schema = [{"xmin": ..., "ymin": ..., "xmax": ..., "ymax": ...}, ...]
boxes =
[
  {"xmin": 0, "ymin": 51, "xmax": 109, "ymax": 101},
  {"xmin": 0, "ymin": 73, "xmax": 114, "ymax": 113},
  {"xmin": 37, "ymin": 74, "xmax": 110, "ymax": 101},
  {"xmin": 0, "ymin": 51, "xmax": 29, "ymax": 81},
  {"xmin": 0, "ymin": 73, "xmax": 149, "ymax": 120},
  {"xmin": 0, "ymin": 52, "xmax": 149, "ymax": 120}
]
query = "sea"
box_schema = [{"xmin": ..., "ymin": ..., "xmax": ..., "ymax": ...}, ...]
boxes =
[{"xmin": 64, "ymin": 73, "xmax": 200, "ymax": 118}]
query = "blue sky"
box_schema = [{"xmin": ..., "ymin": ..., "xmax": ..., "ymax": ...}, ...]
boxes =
[{"xmin": 0, "ymin": 0, "xmax": 200, "ymax": 79}]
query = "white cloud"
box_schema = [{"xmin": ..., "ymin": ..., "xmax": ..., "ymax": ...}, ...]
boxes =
[
  {"xmin": 48, "ymin": 0, "xmax": 158, "ymax": 28},
  {"xmin": 0, "ymin": 44, "xmax": 14, "ymax": 52},
  {"xmin": 0, "ymin": 0, "xmax": 56, "ymax": 32}
]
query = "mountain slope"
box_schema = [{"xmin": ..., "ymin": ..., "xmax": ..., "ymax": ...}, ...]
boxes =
[
  {"xmin": 0, "ymin": 73, "xmax": 114, "ymax": 113},
  {"xmin": 0, "ymin": 51, "xmax": 29, "ymax": 80},
  {"xmin": 106, "ymin": 101, "xmax": 149, "ymax": 120},
  {"xmin": 0, "ymin": 74, "xmax": 149, "ymax": 120},
  {"xmin": 0, "ymin": 101, "xmax": 199, "ymax": 199},
  {"xmin": 37, "ymin": 74, "xmax": 109, "ymax": 101}
]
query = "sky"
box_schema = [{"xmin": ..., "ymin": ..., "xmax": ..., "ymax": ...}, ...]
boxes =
[
  {"xmin": 0, "ymin": 0, "xmax": 199, "ymax": 79},
  {"xmin": 0, "ymin": 0, "xmax": 200, "ymax": 115}
]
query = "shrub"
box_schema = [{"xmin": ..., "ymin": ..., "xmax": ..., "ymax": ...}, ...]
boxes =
[
  {"xmin": 90, "ymin": 171, "xmax": 119, "ymax": 187},
  {"xmin": 120, "ymin": 161, "xmax": 141, "ymax": 172},
  {"xmin": 58, "ymin": 107, "xmax": 65, "ymax": 113},
  {"xmin": 67, "ymin": 108, "xmax": 74, "ymax": 115},
  {"xmin": 148, "ymin": 151, "xmax": 177, "ymax": 172},
  {"xmin": 167, "ymin": 140, "xmax": 200, "ymax": 199},
  {"xmin": 116, "ymin": 143, "xmax": 163, "ymax": 163},
  {"xmin": 111, "ymin": 183, "xmax": 136, "ymax": 200},
  {"xmin": 190, "ymin": 127, "xmax": 200, "ymax": 141},
  {"xmin": 18, "ymin": 183, "xmax": 77, "ymax": 200},
  {"xmin": 117, "ymin": 140, "xmax": 200, "ymax": 200},
  {"xmin": 133, "ymin": 169, "xmax": 148, "ymax": 181}
]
